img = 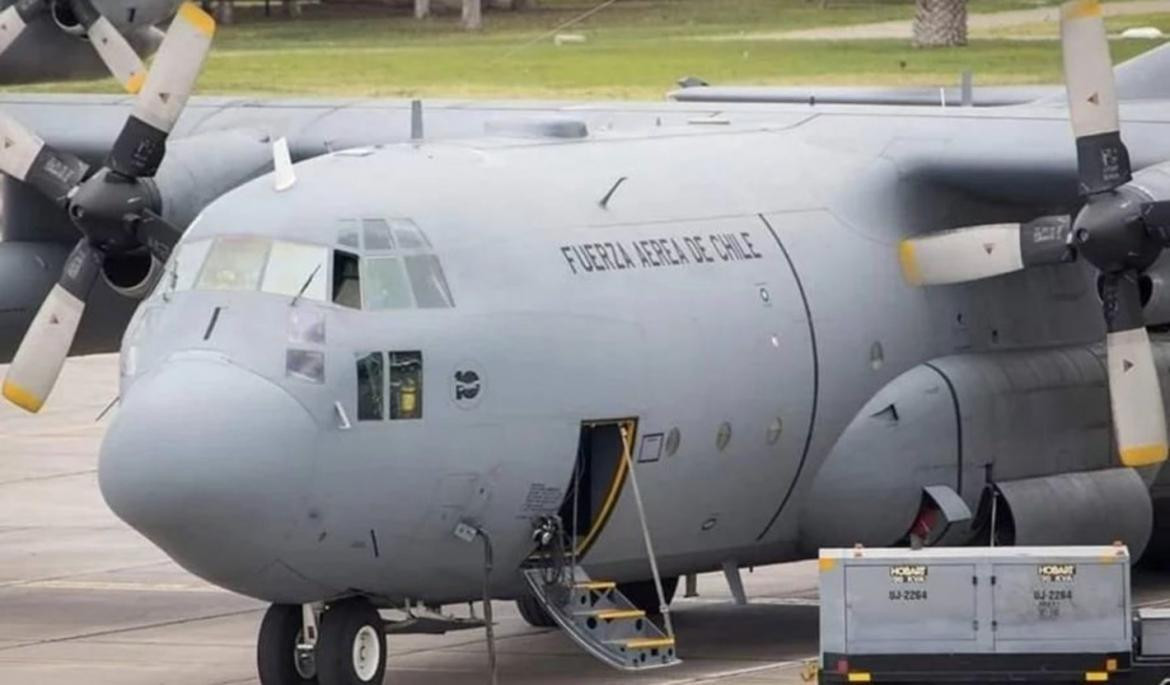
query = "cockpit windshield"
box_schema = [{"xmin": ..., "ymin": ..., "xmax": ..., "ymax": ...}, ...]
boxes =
[{"xmin": 162, "ymin": 218, "xmax": 454, "ymax": 310}]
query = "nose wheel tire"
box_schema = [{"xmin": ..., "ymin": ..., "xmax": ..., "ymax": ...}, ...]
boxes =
[
  {"xmin": 618, "ymin": 576, "xmax": 679, "ymax": 616},
  {"xmin": 516, "ymin": 593, "xmax": 557, "ymax": 628},
  {"xmin": 317, "ymin": 598, "xmax": 387, "ymax": 685},
  {"xmin": 258, "ymin": 604, "xmax": 318, "ymax": 685}
]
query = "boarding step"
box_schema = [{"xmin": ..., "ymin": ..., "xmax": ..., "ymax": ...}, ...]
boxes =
[{"xmin": 523, "ymin": 567, "xmax": 681, "ymax": 671}]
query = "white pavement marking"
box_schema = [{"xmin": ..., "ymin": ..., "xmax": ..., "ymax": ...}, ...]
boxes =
[
  {"xmin": 12, "ymin": 579, "xmax": 220, "ymax": 594},
  {"xmin": 678, "ymin": 596, "xmax": 819, "ymax": 607},
  {"xmin": 659, "ymin": 659, "xmax": 806, "ymax": 685}
]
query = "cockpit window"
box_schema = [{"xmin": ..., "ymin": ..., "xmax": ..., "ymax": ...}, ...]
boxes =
[
  {"xmin": 262, "ymin": 242, "xmax": 328, "ymax": 302},
  {"xmin": 391, "ymin": 219, "xmax": 429, "ymax": 249},
  {"xmin": 338, "ymin": 220, "xmax": 361, "ymax": 249},
  {"xmin": 363, "ymin": 257, "xmax": 413, "ymax": 310},
  {"xmin": 170, "ymin": 239, "xmax": 212, "ymax": 293},
  {"xmin": 162, "ymin": 221, "xmax": 453, "ymax": 311},
  {"xmin": 196, "ymin": 236, "xmax": 270, "ymax": 291},
  {"xmin": 363, "ymin": 219, "xmax": 395, "ymax": 251},
  {"xmin": 333, "ymin": 250, "xmax": 361, "ymax": 309},
  {"xmin": 403, "ymin": 255, "xmax": 454, "ymax": 308}
]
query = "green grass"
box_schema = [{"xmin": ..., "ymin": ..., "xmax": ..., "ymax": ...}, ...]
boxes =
[{"xmin": 5, "ymin": 0, "xmax": 1164, "ymax": 99}]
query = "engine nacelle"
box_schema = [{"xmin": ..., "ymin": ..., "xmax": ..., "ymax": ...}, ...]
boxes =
[
  {"xmin": 49, "ymin": 0, "xmax": 88, "ymax": 36},
  {"xmin": 0, "ymin": 241, "xmax": 69, "ymax": 361},
  {"xmin": 102, "ymin": 250, "xmax": 162, "ymax": 300},
  {"xmin": 53, "ymin": 0, "xmax": 182, "ymax": 34},
  {"xmin": 1141, "ymin": 252, "xmax": 1170, "ymax": 326},
  {"xmin": 800, "ymin": 344, "xmax": 1170, "ymax": 556}
]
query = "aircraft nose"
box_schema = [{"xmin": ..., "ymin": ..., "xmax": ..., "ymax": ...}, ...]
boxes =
[{"xmin": 99, "ymin": 358, "xmax": 318, "ymax": 594}]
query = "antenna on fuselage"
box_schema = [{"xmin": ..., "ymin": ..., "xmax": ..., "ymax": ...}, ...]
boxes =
[
  {"xmin": 272, "ymin": 137, "xmax": 296, "ymax": 192},
  {"xmin": 411, "ymin": 100, "xmax": 424, "ymax": 141}
]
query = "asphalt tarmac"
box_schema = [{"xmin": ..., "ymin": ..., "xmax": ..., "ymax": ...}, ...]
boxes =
[{"xmin": 3, "ymin": 354, "xmax": 1170, "ymax": 685}]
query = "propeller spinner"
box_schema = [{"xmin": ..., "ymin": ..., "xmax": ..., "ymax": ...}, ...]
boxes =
[
  {"xmin": 0, "ymin": 2, "xmax": 215, "ymax": 413},
  {"xmin": 899, "ymin": 0, "xmax": 1170, "ymax": 467}
]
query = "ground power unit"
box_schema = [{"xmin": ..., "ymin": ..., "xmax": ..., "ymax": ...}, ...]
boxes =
[{"xmin": 818, "ymin": 546, "xmax": 1170, "ymax": 683}]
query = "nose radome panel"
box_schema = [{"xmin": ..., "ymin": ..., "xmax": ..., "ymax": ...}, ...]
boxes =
[{"xmin": 99, "ymin": 359, "xmax": 318, "ymax": 595}]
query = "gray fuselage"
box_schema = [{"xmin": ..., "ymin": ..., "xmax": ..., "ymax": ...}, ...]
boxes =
[{"xmin": 96, "ymin": 101, "xmax": 1170, "ymax": 606}]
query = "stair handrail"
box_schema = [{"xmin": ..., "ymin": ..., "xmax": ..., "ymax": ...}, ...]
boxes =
[{"xmin": 618, "ymin": 422, "xmax": 675, "ymax": 639}]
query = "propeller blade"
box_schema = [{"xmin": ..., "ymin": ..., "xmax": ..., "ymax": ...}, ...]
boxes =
[
  {"xmin": 0, "ymin": 111, "xmax": 90, "ymax": 205},
  {"xmin": 0, "ymin": 0, "xmax": 47, "ymax": 59},
  {"xmin": 71, "ymin": 0, "xmax": 148, "ymax": 94},
  {"xmin": 2, "ymin": 240, "xmax": 104, "ymax": 413},
  {"xmin": 1101, "ymin": 272, "xmax": 1168, "ymax": 466},
  {"xmin": 1061, "ymin": 0, "xmax": 1131, "ymax": 195},
  {"xmin": 899, "ymin": 217, "xmax": 1073, "ymax": 286},
  {"xmin": 106, "ymin": 2, "xmax": 216, "ymax": 178},
  {"xmin": 134, "ymin": 209, "xmax": 182, "ymax": 262}
]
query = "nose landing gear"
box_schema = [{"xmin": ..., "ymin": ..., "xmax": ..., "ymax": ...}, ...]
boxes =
[{"xmin": 259, "ymin": 599, "xmax": 387, "ymax": 685}]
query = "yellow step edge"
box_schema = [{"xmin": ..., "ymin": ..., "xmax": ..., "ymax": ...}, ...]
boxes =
[
  {"xmin": 618, "ymin": 637, "xmax": 675, "ymax": 650},
  {"xmin": 574, "ymin": 581, "xmax": 616, "ymax": 590},
  {"xmin": 592, "ymin": 609, "xmax": 646, "ymax": 620}
]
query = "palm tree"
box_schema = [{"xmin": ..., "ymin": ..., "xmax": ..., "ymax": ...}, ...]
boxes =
[{"xmin": 913, "ymin": 0, "xmax": 968, "ymax": 47}]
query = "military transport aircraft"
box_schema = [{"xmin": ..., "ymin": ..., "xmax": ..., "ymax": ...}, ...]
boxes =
[
  {"xmin": 7, "ymin": 1, "xmax": 1170, "ymax": 683},
  {"xmin": 0, "ymin": 0, "xmax": 181, "ymax": 86}
]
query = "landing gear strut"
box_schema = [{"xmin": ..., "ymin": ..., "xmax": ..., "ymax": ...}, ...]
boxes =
[{"xmin": 258, "ymin": 598, "xmax": 387, "ymax": 685}]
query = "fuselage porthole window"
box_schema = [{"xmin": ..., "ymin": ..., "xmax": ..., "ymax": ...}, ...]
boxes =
[
  {"xmin": 389, "ymin": 351, "xmax": 422, "ymax": 420},
  {"xmin": 333, "ymin": 250, "xmax": 362, "ymax": 309},
  {"xmin": 356, "ymin": 351, "xmax": 385, "ymax": 421}
]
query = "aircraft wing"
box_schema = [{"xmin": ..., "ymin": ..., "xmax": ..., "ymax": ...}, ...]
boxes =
[{"xmin": 669, "ymin": 85, "xmax": 1061, "ymax": 107}]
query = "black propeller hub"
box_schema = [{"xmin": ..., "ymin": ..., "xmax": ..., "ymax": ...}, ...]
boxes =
[
  {"xmin": 1072, "ymin": 186, "xmax": 1163, "ymax": 275},
  {"xmin": 67, "ymin": 168, "xmax": 161, "ymax": 254}
]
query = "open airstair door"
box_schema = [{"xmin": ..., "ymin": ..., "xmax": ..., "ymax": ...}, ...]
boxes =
[
  {"xmin": 522, "ymin": 418, "xmax": 681, "ymax": 671},
  {"xmin": 563, "ymin": 420, "xmax": 631, "ymax": 558}
]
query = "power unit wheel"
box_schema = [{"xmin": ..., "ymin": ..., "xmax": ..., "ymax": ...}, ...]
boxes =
[
  {"xmin": 516, "ymin": 594, "xmax": 557, "ymax": 628},
  {"xmin": 618, "ymin": 576, "xmax": 679, "ymax": 615},
  {"xmin": 257, "ymin": 604, "xmax": 318, "ymax": 685},
  {"xmin": 316, "ymin": 598, "xmax": 387, "ymax": 685}
]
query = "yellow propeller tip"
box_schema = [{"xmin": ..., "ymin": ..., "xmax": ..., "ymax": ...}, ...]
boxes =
[
  {"xmin": 2, "ymin": 380, "xmax": 44, "ymax": 413},
  {"xmin": 1120, "ymin": 443, "xmax": 1167, "ymax": 467},
  {"xmin": 124, "ymin": 71, "xmax": 146, "ymax": 95},
  {"xmin": 1062, "ymin": 0, "xmax": 1102, "ymax": 20},
  {"xmin": 898, "ymin": 240, "xmax": 923, "ymax": 286},
  {"xmin": 178, "ymin": 2, "xmax": 217, "ymax": 37}
]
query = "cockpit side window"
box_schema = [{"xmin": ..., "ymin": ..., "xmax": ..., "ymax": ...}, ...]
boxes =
[
  {"xmin": 196, "ymin": 237, "xmax": 271, "ymax": 291},
  {"xmin": 332, "ymin": 250, "xmax": 361, "ymax": 309},
  {"xmin": 262, "ymin": 242, "xmax": 329, "ymax": 302},
  {"xmin": 356, "ymin": 352, "xmax": 385, "ymax": 421},
  {"xmin": 389, "ymin": 351, "xmax": 423, "ymax": 420},
  {"xmin": 169, "ymin": 239, "xmax": 213, "ymax": 293}
]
